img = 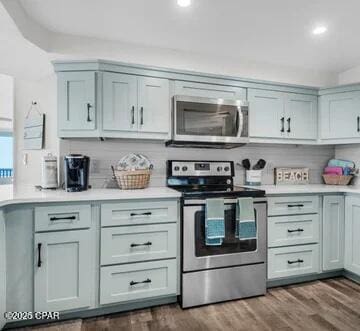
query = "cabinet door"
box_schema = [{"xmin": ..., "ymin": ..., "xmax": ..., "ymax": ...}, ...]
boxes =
[
  {"xmin": 103, "ymin": 73, "xmax": 137, "ymax": 132},
  {"xmin": 138, "ymin": 77, "xmax": 170, "ymax": 134},
  {"xmin": 323, "ymin": 196, "xmax": 345, "ymax": 271},
  {"xmin": 174, "ymin": 81, "xmax": 246, "ymax": 100},
  {"xmin": 285, "ymin": 93, "xmax": 317, "ymax": 140},
  {"xmin": 345, "ymin": 196, "xmax": 360, "ymax": 275},
  {"xmin": 34, "ymin": 230, "xmax": 92, "ymax": 312},
  {"xmin": 58, "ymin": 72, "xmax": 96, "ymax": 131},
  {"xmin": 320, "ymin": 91, "xmax": 360, "ymax": 139},
  {"xmin": 248, "ymin": 89, "xmax": 285, "ymax": 138}
]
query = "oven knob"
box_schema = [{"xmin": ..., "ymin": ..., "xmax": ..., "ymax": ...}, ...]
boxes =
[
  {"xmin": 217, "ymin": 166, "xmax": 223, "ymax": 172},
  {"xmin": 226, "ymin": 179, "xmax": 232, "ymax": 184},
  {"xmin": 174, "ymin": 166, "xmax": 180, "ymax": 171},
  {"xmin": 224, "ymin": 166, "xmax": 230, "ymax": 172},
  {"xmin": 182, "ymin": 166, "xmax": 188, "ymax": 171}
]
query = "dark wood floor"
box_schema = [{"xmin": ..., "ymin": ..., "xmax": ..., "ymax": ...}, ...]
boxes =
[{"xmin": 13, "ymin": 277, "xmax": 360, "ymax": 331}]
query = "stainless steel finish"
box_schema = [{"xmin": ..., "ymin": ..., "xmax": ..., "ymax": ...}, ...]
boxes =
[
  {"xmin": 183, "ymin": 199, "xmax": 267, "ymax": 272},
  {"xmin": 171, "ymin": 95, "xmax": 249, "ymax": 145},
  {"xmin": 182, "ymin": 263, "xmax": 266, "ymax": 308},
  {"xmin": 184, "ymin": 197, "xmax": 267, "ymax": 205},
  {"xmin": 171, "ymin": 161, "xmax": 232, "ymax": 177}
]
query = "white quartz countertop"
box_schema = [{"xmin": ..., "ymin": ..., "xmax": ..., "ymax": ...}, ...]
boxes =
[
  {"xmin": 0, "ymin": 185, "xmax": 181, "ymax": 208},
  {"xmin": 242, "ymin": 184, "xmax": 360, "ymax": 195}
]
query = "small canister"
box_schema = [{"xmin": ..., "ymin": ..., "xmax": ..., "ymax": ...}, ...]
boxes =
[
  {"xmin": 245, "ymin": 170, "xmax": 262, "ymax": 186},
  {"xmin": 41, "ymin": 153, "xmax": 58, "ymax": 189}
]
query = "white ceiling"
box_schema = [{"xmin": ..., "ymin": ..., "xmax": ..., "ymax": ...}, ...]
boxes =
[{"xmin": 17, "ymin": 0, "xmax": 360, "ymax": 73}]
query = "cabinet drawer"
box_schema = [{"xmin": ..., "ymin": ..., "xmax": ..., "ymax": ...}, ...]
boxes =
[
  {"xmin": 268, "ymin": 244, "xmax": 320, "ymax": 279},
  {"xmin": 101, "ymin": 223, "xmax": 177, "ymax": 265},
  {"xmin": 268, "ymin": 196, "xmax": 319, "ymax": 216},
  {"xmin": 268, "ymin": 214, "xmax": 319, "ymax": 247},
  {"xmin": 101, "ymin": 200, "xmax": 178, "ymax": 227},
  {"xmin": 100, "ymin": 259, "xmax": 177, "ymax": 305},
  {"xmin": 35, "ymin": 204, "xmax": 91, "ymax": 232}
]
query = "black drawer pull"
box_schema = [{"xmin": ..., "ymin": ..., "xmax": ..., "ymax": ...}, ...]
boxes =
[
  {"xmin": 287, "ymin": 228, "xmax": 304, "ymax": 233},
  {"xmin": 288, "ymin": 259, "xmax": 304, "ymax": 264},
  {"xmin": 130, "ymin": 212, "xmax": 152, "ymax": 217},
  {"xmin": 50, "ymin": 216, "xmax": 76, "ymax": 221},
  {"xmin": 130, "ymin": 278, "xmax": 151, "ymax": 286},
  {"xmin": 287, "ymin": 204, "xmax": 304, "ymax": 208},
  {"xmin": 37, "ymin": 243, "xmax": 42, "ymax": 267},
  {"xmin": 130, "ymin": 241, "xmax": 152, "ymax": 248}
]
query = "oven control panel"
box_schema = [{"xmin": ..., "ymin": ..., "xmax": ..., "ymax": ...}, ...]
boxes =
[{"xmin": 170, "ymin": 161, "xmax": 233, "ymax": 177}]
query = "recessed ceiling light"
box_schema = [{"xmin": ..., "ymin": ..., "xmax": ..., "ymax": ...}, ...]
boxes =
[
  {"xmin": 312, "ymin": 26, "xmax": 327, "ymax": 35},
  {"xmin": 177, "ymin": 0, "xmax": 191, "ymax": 7}
]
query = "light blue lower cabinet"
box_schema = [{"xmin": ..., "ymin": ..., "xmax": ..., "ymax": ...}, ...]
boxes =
[
  {"xmin": 101, "ymin": 223, "xmax": 177, "ymax": 265},
  {"xmin": 345, "ymin": 196, "xmax": 360, "ymax": 275},
  {"xmin": 34, "ymin": 230, "xmax": 93, "ymax": 312},
  {"xmin": 100, "ymin": 259, "xmax": 177, "ymax": 305},
  {"xmin": 268, "ymin": 214, "xmax": 319, "ymax": 248},
  {"xmin": 268, "ymin": 244, "xmax": 320, "ymax": 280},
  {"xmin": 322, "ymin": 196, "xmax": 345, "ymax": 271}
]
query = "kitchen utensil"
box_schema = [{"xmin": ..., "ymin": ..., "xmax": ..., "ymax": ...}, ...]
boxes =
[
  {"xmin": 242, "ymin": 159, "xmax": 251, "ymax": 170},
  {"xmin": 253, "ymin": 159, "xmax": 266, "ymax": 170}
]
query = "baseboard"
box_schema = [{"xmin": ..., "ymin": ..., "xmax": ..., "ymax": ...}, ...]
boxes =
[
  {"xmin": 3, "ymin": 295, "xmax": 178, "ymax": 330},
  {"xmin": 267, "ymin": 270, "xmax": 344, "ymax": 288},
  {"xmin": 343, "ymin": 270, "xmax": 360, "ymax": 284}
]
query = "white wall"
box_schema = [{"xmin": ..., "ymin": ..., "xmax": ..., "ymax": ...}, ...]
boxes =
[
  {"xmin": 13, "ymin": 74, "xmax": 58, "ymax": 189},
  {"xmin": 338, "ymin": 65, "xmax": 360, "ymax": 85},
  {"xmin": 0, "ymin": 74, "xmax": 13, "ymax": 133},
  {"xmin": 61, "ymin": 140, "xmax": 334, "ymax": 188}
]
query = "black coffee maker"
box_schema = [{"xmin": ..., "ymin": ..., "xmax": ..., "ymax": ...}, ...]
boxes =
[{"xmin": 64, "ymin": 154, "xmax": 90, "ymax": 192}]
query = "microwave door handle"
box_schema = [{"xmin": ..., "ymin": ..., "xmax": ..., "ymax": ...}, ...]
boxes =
[{"xmin": 237, "ymin": 108, "xmax": 243, "ymax": 138}]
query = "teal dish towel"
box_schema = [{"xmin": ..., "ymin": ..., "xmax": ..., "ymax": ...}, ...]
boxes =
[
  {"xmin": 205, "ymin": 198, "xmax": 225, "ymax": 246},
  {"xmin": 236, "ymin": 198, "xmax": 257, "ymax": 240}
]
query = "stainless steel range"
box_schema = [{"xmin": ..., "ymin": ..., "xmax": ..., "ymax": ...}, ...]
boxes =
[{"xmin": 167, "ymin": 160, "xmax": 267, "ymax": 308}]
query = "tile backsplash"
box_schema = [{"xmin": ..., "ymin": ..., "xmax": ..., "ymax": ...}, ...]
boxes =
[{"xmin": 60, "ymin": 140, "xmax": 335, "ymax": 188}]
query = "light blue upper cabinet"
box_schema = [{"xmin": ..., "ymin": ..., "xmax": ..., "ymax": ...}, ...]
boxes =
[
  {"xmin": 248, "ymin": 89, "xmax": 284, "ymax": 139},
  {"xmin": 345, "ymin": 195, "xmax": 360, "ymax": 276},
  {"xmin": 174, "ymin": 81, "xmax": 246, "ymax": 100},
  {"xmin": 249, "ymin": 89, "xmax": 317, "ymax": 141},
  {"xmin": 138, "ymin": 77, "xmax": 170, "ymax": 134},
  {"xmin": 320, "ymin": 91, "xmax": 360, "ymax": 140},
  {"xmin": 322, "ymin": 195, "xmax": 345, "ymax": 271},
  {"xmin": 285, "ymin": 93, "xmax": 317, "ymax": 140},
  {"xmin": 103, "ymin": 73, "xmax": 138, "ymax": 132},
  {"xmin": 58, "ymin": 72, "xmax": 97, "ymax": 137}
]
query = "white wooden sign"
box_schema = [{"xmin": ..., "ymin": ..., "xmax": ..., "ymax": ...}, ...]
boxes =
[
  {"xmin": 275, "ymin": 168, "xmax": 309, "ymax": 185},
  {"xmin": 24, "ymin": 102, "xmax": 45, "ymax": 150}
]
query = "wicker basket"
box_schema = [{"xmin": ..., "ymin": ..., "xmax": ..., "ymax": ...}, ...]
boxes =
[
  {"xmin": 322, "ymin": 174, "xmax": 353, "ymax": 185},
  {"xmin": 113, "ymin": 169, "xmax": 151, "ymax": 189}
]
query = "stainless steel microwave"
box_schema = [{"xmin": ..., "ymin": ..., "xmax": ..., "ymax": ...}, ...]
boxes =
[{"xmin": 166, "ymin": 95, "xmax": 249, "ymax": 149}]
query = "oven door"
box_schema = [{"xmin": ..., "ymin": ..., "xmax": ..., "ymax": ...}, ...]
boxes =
[
  {"xmin": 182, "ymin": 198, "xmax": 267, "ymax": 272},
  {"xmin": 173, "ymin": 95, "xmax": 249, "ymax": 144}
]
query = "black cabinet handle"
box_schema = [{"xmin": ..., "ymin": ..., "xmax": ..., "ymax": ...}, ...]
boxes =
[
  {"xmin": 287, "ymin": 117, "xmax": 291, "ymax": 133},
  {"xmin": 288, "ymin": 228, "xmax": 304, "ymax": 233},
  {"xmin": 288, "ymin": 259, "xmax": 304, "ymax": 265},
  {"xmin": 87, "ymin": 103, "xmax": 93, "ymax": 122},
  {"xmin": 140, "ymin": 107, "xmax": 144, "ymax": 125},
  {"xmin": 50, "ymin": 216, "xmax": 76, "ymax": 221},
  {"xmin": 131, "ymin": 106, "xmax": 135, "ymax": 125},
  {"xmin": 130, "ymin": 278, "xmax": 151, "ymax": 286},
  {"xmin": 130, "ymin": 241, "xmax": 152, "ymax": 248},
  {"xmin": 287, "ymin": 204, "xmax": 304, "ymax": 208},
  {"xmin": 37, "ymin": 243, "xmax": 42, "ymax": 267},
  {"xmin": 130, "ymin": 212, "xmax": 152, "ymax": 217},
  {"xmin": 357, "ymin": 116, "xmax": 360, "ymax": 132},
  {"xmin": 280, "ymin": 117, "xmax": 285, "ymax": 133}
]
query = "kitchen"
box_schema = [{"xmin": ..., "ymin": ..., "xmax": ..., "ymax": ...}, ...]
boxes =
[{"xmin": 1, "ymin": 0, "xmax": 360, "ymax": 330}]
